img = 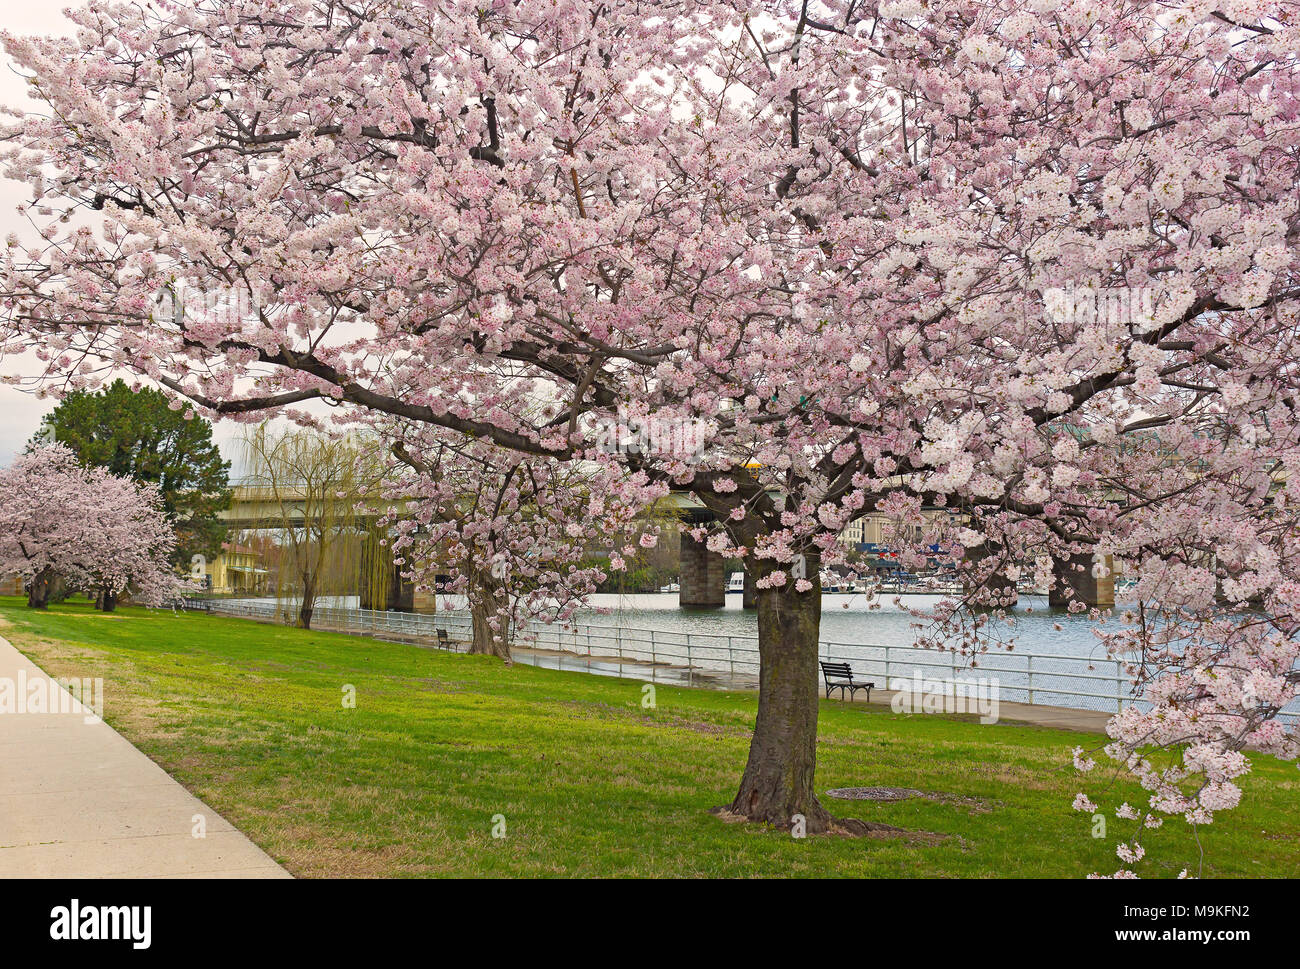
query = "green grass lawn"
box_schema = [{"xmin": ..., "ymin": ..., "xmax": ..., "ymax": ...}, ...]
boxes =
[{"xmin": 2, "ymin": 596, "xmax": 1297, "ymax": 877}]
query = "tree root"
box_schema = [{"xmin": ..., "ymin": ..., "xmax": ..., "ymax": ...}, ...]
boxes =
[{"xmin": 709, "ymin": 806, "xmax": 947, "ymax": 842}]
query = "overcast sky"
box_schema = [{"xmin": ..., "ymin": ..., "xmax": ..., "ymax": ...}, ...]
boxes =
[
  {"xmin": 0, "ymin": 4, "xmax": 250, "ymax": 468},
  {"xmin": 0, "ymin": 6, "xmax": 67, "ymax": 462}
]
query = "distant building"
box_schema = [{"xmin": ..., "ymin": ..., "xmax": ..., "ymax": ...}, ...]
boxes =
[
  {"xmin": 839, "ymin": 518, "xmax": 866, "ymax": 548},
  {"xmin": 837, "ymin": 512, "xmax": 946, "ymax": 550},
  {"xmin": 837, "ymin": 511, "xmax": 959, "ymax": 571},
  {"xmin": 199, "ymin": 544, "xmax": 269, "ymax": 594}
]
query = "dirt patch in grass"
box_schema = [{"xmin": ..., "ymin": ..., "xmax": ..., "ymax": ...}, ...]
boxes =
[
  {"xmin": 654, "ymin": 714, "xmax": 748, "ymax": 738},
  {"xmin": 1262, "ymin": 831, "xmax": 1300, "ymax": 843},
  {"xmin": 562, "ymin": 700, "xmax": 749, "ymax": 738},
  {"xmin": 926, "ymin": 792, "xmax": 998, "ymax": 814},
  {"xmin": 105, "ymin": 694, "xmax": 182, "ymax": 739},
  {"xmin": 708, "ymin": 806, "xmax": 948, "ymax": 843},
  {"xmin": 962, "ymin": 762, "xmax": 1057, "ymax": 789},
  {"xmin": 260, "ymin": 826, "xmax": 439, "ymax": 878},
  {"xmin": 825, "ymin": 786, "xmax": 924, "ymax": 801},
  {"xmin": 825, "ymin": 786, "xmax": 996, "ymax": 815},
  {"xmin": 833, "ymin": 817, "xmax": 948, "ymax": 843},
  {"xmin": 17, "ymin": 637, "xmax": 103, "ymax": 665}
]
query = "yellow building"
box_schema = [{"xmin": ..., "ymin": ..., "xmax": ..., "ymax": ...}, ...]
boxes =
[{"xmin": 201, "ymin": 544, "xmax": 269, "ymax": 595}]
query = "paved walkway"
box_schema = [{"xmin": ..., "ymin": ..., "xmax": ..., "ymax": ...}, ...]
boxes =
[
  {"xmin": 514, "ymin": 645, "xmax": 1113, "ymax": 731},
  {"xmin": 0, "ymin": 635, "xmax": 289, "ymax": 878},
  {"xmin": 854, "ymin": 688, "xmax": 1113, "ymax": 732},
  {"xmin": 515, "ymin": 647, "xmax": 1113, "ymax": 730}
]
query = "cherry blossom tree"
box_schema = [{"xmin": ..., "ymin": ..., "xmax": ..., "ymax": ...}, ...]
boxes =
[
  {"xmin": 380, "ymin": 415, "xmax": 664, "ymax": 661},
  {"xmin": 2, "ymin": 0, "xmax": 1299, "ymax": 857},
  {"xmin": 0, "ymin": 445, "xmax": 182, "ymax": 608}
]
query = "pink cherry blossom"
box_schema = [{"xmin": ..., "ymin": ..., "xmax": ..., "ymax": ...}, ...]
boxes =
[
  {"xmin": 0, "ymin": 0, "xmax": 1297, "ymax": 848},
  {"xmin": 0, "ymin": 445, "xmax": 183, "ymax": 606}
]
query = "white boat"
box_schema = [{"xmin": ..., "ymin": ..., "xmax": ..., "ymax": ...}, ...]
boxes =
[
  {"xmin": 726, "ymin": 572, "xmax": 746, "ymax": 594},
  {"xmin": 819, "ymin": 570, "xmax": 846, "ymax": 593},
  {"xmin": 659, "ymin": 581, "xmax": 680, "ymax": 593}
]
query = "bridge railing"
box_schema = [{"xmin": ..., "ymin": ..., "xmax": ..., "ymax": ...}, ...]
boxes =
[{"xmin": 178, "ymin": 597, "xmax": 1300, "ymax": 724}]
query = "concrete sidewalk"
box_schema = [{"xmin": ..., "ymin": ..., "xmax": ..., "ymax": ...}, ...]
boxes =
[
  {"xmin": 857, "ymin": 688, "xmax": 1114, "ymax": 732},
  {"xmin": 0, "ymin": 635, "xmax": 289, "ymax": 878}
]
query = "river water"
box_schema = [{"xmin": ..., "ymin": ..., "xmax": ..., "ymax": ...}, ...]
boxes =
[
  {"xmin": 293, "ymin": 589, "xmax": 1106, "ymax": 657},
  {"xmin": 225, "ymin": 591, "xmax": 1297, "ymax": 721},
  {"xmin": 576, "ymin": 591, "xmax": 1105, "ymax": 656}
]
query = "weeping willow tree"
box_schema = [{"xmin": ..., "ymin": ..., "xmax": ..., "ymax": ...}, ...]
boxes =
[{"xmin": 238, "ymin": 425, "xmax": 391, "ymax": 629}]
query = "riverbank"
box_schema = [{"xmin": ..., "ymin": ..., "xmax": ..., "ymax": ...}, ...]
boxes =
[
  {"xmin": 259, "ymin": 605, "xmax": 1116, "ymax": 734},
  {"xmin": 205, "ymin": 595, "xmax": 1141, "ymax": 720},
  {"xmin": 2, "ymin": 596, "xmax": 1297, "ymax": 877}
]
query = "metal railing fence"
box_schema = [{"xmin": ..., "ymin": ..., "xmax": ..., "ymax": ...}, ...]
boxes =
[{"xmin": 175, "ymin": 596, "xmax": 1300, "ymax": 723}]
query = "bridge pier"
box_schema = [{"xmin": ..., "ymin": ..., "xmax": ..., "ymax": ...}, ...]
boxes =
[
  {"xmin": 964, "ymin": 542, "xmax": 1019, "ymax": 607},
  {"xmin": 679, "ymin": 530, "xmax": 725, "ymax": 609},
  {"xmin": 412, "ymin": 589, "xmax": 438, "ymax": 614},
  {"xmin": 1050, "ymin": 554, "xmax": 1114, "ymax": 609},
  {"xmin": 359, "ymin": 537, "xmax": 415, "ymax": 612},
  {"xmin": 360, "ymin": 563, "xmax": 414, "ymax": 611}
]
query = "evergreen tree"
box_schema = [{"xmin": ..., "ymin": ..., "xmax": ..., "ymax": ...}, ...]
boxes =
[{"xmin": 35, "ymin": 381, "xmax": 231, "ymax": 567}]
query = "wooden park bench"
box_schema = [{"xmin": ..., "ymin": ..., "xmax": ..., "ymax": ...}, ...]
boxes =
[
  {"xmin": 436, "ymin": 628, "xmax": 451, "ymax": 649},
  {"xmin": 819, "ymin": 661, "xmax": 874, "ymax": 702}
]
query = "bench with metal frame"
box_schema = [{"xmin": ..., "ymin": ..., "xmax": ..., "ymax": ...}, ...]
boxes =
[{"xmin": 819, "ymin": 661, "xmax": 874, "ymax": 702}]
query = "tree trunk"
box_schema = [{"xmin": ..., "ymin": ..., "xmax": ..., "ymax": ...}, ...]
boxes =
[
  {"xmin": 101, "ymin": 589, "xmax": 117, "ymax": 612},
  {"xmin": 26, "ymin": 567, "xmax": 56, "ymax": 609},
  {"xmin": 298, "ymin": 572, "xmax": 316, "ymax": 629},
  {"xmin": 729, "ymin": 560, "xmax": 831, "ymax": 833},
  {"xmin": 468, "ymin": 572, "xmax": 512, "ymax": 661}
]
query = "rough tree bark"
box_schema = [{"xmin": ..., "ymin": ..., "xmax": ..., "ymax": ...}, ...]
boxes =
[
  {"xmin": 468, "ymin": 570, "xmax": 512, "ymax": 661},
  {"xmin": 729, "ymin": 558, "xmax": 831, "ymax": 833},
  {"xmin": 25, "ymin": 567, "xmax": 56, "ymax": 609}
]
